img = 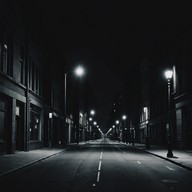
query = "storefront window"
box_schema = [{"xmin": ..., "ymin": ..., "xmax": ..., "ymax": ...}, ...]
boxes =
[{"xmin": 30, "ymin": 104, "xmax": 41, "ymax": 141}]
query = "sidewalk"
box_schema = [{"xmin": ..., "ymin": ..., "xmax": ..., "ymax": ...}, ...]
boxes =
[
  {"xmin": 0, "ymin": 148, "xmax": 64, "ymax": 177},
  {"xmin": 126, "ymin": 143, "xmax": 192, "ymax": 172},
  {"xmin": 0, "ymin": 142, "xmax": 86, "ymax": 177}
]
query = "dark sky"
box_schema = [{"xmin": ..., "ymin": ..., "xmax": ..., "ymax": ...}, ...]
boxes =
[{"xmin": 35, "ymin": 1, "xmax": 191, "ymax": 131}]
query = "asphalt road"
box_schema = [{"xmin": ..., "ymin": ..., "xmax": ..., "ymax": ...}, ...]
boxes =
[{"xmin": 1, "ymin": 138, "xmax": 192, "ymax": 192}]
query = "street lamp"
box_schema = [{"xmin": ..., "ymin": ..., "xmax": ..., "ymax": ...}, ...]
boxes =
[
  {"xmin": 88, "ymin": 110, "xmax": 95, "ymax": 141},
  {"xmin": 90, "ymin": 110, "xmax": 95, "ymax": 116},
  {"xmin": 116, "ymin": 120, "xmax": 119, "ymax": 133},
  {"xmin": 122, "ymin": 115, "xmax": 127, "ymax": 120},
  {"xmin": 116, "ymin": 120, "xmax": 120, "ymax": 141},
  {"xmin": 64, "ymin": 65, "xmax": 85, "ymax": 145},
  {"xmin": 88, "ymin": 117, "xmax": 93, "ymax": 140},
  {"xmin": 49, "ymin": 112, "xmax": 53, "ymax": 147},
  {"xmin": 164, "ymin": 69, "xmax": 174, "ymax": 158},
  {"xmin": 74, "ymin": 65, "xmax": 85, "ymax": 77},
  {"xmin": 122, "ymin": 115, "xmax": 127, "ymax": 143}
]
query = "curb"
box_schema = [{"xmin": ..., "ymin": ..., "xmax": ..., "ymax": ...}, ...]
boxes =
[
  {"xmin": 132, "ymin": 145, "xmax": 192, "ymax": 173},
  {"xmin": 0, "ymin": 142, "xmax": 88, "ymax": 178},
  {"xmin": 141, "ymin": 149, "xmax": 192, "ymax": 173},
  {"xmin": 119, "ymin": 142, "xmax": 192, "ymax": 173},
  {"xmin": 0, "ymin": 149, "xmax": 65, "ymax": 177}
]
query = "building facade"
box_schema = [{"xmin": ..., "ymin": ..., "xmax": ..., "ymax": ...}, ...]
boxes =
[
  {"xmin": 138, "ymin": 27, "xmax": 192, "ymax": 150},
  {"xmin": 0, "ymin": 0, "xmax": 65, "ymax": 154}
]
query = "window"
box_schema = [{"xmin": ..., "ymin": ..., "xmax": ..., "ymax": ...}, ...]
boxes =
[
  {"xmin": 0, "ymin": 30, "xmax": 3, "ymax": 71},
  {"xmin": 36, "ymin": 66, "xmax": 39, "ymax": 94},
  {"xmin": 30, "ymin": 104, "xmax": 41, "ymax": 141},
  {"xmin": 32, "ymin": 62, "xmax": 35, "ymax": 91},
  {"xmin": 0, "ymin": 31, "xmax": 13, "ymax": 76},
  {"xmin": 173, "ymin": 65, "xmax": 176, "ymax": 94},
  {"xmin": 0, "ymin": 111, "xmax": 5, "ymax": 142},
  {"xmin": 39, "ymin": 69, "xmax": 42, "ymax": 96},
  {"xmin": 0, "ymin": 99, "xmax": 6, "ymax": 142},
  {"xmin": 29, "ymin": 57, "xmax": 32, "ymax": 89},
  {"xmin": 19, "ymin": 45, "xmax": 25, "ymax": 84},
  {"xmin": 29, "ymin": 58, "xmax": 42, "ymax": 96},
  {"xmin": 3, "ymin": 44, "xmax": 8, "ymax": 73}
]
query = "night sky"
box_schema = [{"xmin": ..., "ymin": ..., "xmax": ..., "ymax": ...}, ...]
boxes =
[{"xmin": 33, "ymin": 1, "xmax": 191, "ymax": 131}]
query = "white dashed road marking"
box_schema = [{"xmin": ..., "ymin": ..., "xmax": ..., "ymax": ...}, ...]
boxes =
[
  {"xmin": 97, "ymin": 171, "xmax": 100, "ymax": 182},
  {"xmin": 166, "ymin": 166, "xmax": 175, "ymax": 171},
  {"xmin": 96, "ymin": 148, "xmax": 103, "ymax": 183},
  {"xmin": 98, "ymin": 160, "xmax": 102, "ymax": 171},
  {"xmin": 100, "ymin": 151, "xmax": 103, "ymax": 160}
]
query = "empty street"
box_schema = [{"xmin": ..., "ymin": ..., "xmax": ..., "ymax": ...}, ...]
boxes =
[{"xmin": 1, "ymin": 138, "xmax": 192, "ymax": 192}]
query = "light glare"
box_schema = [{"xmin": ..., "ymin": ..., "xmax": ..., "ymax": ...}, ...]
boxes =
[
  {"xmin": 165, "ymin": 70, "xmax": 173, "ymax": 79},
  {"xmin": 122, "ymin": 115, "xmax": 127, "ymax": 120},
  {"xmin": 90, "ymin": 110, "xmax": 95, "ymax": 115},
  {"xmin": 75, "ymin": 66, "xmax": 85, "ymax": 77}
]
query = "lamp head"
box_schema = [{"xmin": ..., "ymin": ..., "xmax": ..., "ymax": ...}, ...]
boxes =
[
  {"xmin": 122, "ymin": 115, "xmax": 127, "ymax": 120},
  {"xmin": 165, "ymin": 70, "xmax": 173, "ymax": 80},
  {"xmin": 90, "ymin": 110, "xmax": 95, "ymax": 115},
  {"xmin": 74, "ymin": 65, "xmax": 85, "ymax": 77}
]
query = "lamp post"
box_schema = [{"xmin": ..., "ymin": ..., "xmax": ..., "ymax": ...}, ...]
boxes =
[
  {"xmin": 112, "ymin": 125, "xmax": 115, "ymax": 139},
  {"xmin": 165, "ymin": 69, "xmax": 174, "ymax": 158},
  {"xmin": 116, "ymin": 120, "xmax": 120, "ymax": 141},
  {"xmin": 122, "ymin": 115, "xmax": 127, "ymax": 143},
  {"xmin": 89, "ymin": 117, "xmax": 93, "ymax": 140},
  {"xmin": 89, "ymin": 110, "xmax": 95, "ymax": 140},
  {"xmin": 49, "ymin": 112, "xmax": 53, "ymax": 147},
  {"xmin": 144, "ymin": 107, "xmax": 150, "ymax": 149},
  {"xmin": 93, "ymin": 121, "xmax": 97, "ymax": 139},
  {"xmin": 64, "ymin": 65, "xmax": 85, "ymax": 145}
]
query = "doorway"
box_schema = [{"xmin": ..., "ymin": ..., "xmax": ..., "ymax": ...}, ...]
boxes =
[{"xmin": 15, "ymin": 104, "xmax": 24, "ymax": 151}]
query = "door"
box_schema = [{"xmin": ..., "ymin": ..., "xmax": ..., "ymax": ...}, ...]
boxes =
[{"xmin": 16, "ymin": 115, "xmax": 24, "ymax": 150}]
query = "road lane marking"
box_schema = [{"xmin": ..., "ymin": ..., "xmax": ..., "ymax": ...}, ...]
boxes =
[
  {"xmin": 165, "ymin": 166, "xmax": 175, "ymax": 171},
  {"xmin": 137, "ymin": 161, "xmax": 141, "ymax": 164},
  {"xmin": 96, "ymin": 148, "xmax": 103, "ymax": 183},
  {"xmin": 162, "ymin": 180, "xmax": 178, "ymax": 183},
  {"xmin": 97, "ymin": 171, "xmax": 100, "ymax": 182},
  {"xmin": 98, "ymin": 161, "xmax": 102, "ymax": 171},
  {"xmin": 100, "ymin": 151, "xmax": 103, "ymax": 159}
]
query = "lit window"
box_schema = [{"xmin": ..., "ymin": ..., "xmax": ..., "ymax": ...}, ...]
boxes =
[{"xmin": 3, "ymin": 44, "xmax": 7, "ymax": 49}]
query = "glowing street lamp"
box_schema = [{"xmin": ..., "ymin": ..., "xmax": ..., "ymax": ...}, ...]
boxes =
[
  {"xmin": 122, "ymin": 115, "xmax": 127, "ymax": 120},
  {"xmin": 164, "ymin": 69, "xmax": 174, "ymax": 158},
  {"xmin": 165, "ymin": 70, "xmax": 173, "ymax": 80},
  {"xmin": 122, "ymin": 115, "xmax": 127, "ymax": 143},
  {"xmin": 88, "ymin": 110, "xmax": 95, "ymax": 140},
  {"xmin": 115, "ymin": 120, "xmax": 120, "ymax": 141},
  {"xmin": 90, "ymin": 110, "xmax": 95, "ymax": 116},
  {"xmin": 64, "ymin": 65, "xmax": 85, "ymax": 145},
  {"xmin": 74, "ymin": 65, "xmax": 85, "ymax": 77}
]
